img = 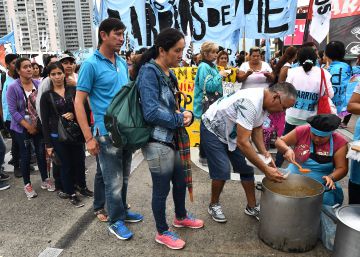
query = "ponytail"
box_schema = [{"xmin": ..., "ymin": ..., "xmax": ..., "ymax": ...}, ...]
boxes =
[
  {"xmin": 134, "ymin": 46, "xmax": 157, "ymax": 77},
  {"xmin": 298, "ymin": 47, "xmax": 317, "ymax": 73}
]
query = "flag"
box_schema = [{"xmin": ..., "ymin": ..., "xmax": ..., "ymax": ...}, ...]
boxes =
[
  {"xmin": 309, "ymin": 0, "xmax": 332, "ymax": 43},
  {"xmin": 0, "ymin": 31, "xmax": 16, "ymax": 67},
  {"xmin": 303, "ymin": 0, "xmax": 314, "ymax": 43}
]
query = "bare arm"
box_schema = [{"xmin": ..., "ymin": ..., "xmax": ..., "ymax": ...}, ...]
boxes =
[
  {"xmin": 278, "ymin": 66, "xmax": 289, "ymax": 83},
  {"xmin": 251, "ymin": 126, "xmax": 267, "ymax": 155},
  {"xmin": 347, "ymin": 92, "xmax": 360, "ymax": 115},
  {"xmin": 323, "ymin": 144, "xmax": 348, "ymax": 189},
  {"xmin": 74, "ymin": 90, "xmax": 99, "ymax": 155},
  {"xmin": 236, "ymin": 124, "xmax": 284, "ymax": 182},
  {"xmin": 236, "ymin": 70, "xmax": 253, "ymax": 82},
  {"xmin": 275, "ymin": 128, "xmax": 298, "ymax": 163}
]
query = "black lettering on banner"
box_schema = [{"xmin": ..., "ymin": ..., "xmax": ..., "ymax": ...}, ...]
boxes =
[
  {"xmin": 151, "ymin": 0, "xmax": 164, "ymax": 10},
  {"xmin": 130, "ymin": 7, "xmax": 142, "ymax": 45},
  {"xmin": 191, "ymin": 0, "xmax": 206, "ymax": 41},
  {"xmin": 264, "ymin": 0, "xmax": 288, "ymax": 33},
  {"xmin": 208, "ymin": 8, "xmax": 220, "ymax": 27},
  {"xmin": 191, "ymin": 67, "xmax": 198, "ymax": 80},
  {"xmin": 315, "ymin": 0, "xmax": 331, "ymax": 15},
  {"xmin": 173, "ymin": 4, "xmax": 180, "ymax": 30},
  {"xmin": 258, "ymin": 0, "xmax": 263, "ymax": 33},
  {"xmin": 107, "ymin": 8, "xmax": 121, "ymax": 19},
  {"xmin": 221, "ymin": 5, "xmax": 231, "ymax": 25},
  {"xmin": 178, "ymin": 67, "xmax": 188, "ymax": 80},
  {"xmin": 145, "ymin": 2, "xmax": 158, "ymax": 46},
  {"xmin": 235, "ymin": 0, "xmax": 240, "ymax": 15},
  {"xmin": 158, "ymin": 11, "xmax": 173, "ymax": 31},
  {"xmin": 244, "ymin": 0, "xmax": 254, "ymax": 14},
  {"xmin": 179, "ymin": 0, "xmax": 193, "ymax": 35}
]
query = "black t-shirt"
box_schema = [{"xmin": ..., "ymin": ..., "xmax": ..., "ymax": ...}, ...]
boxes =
[{"xmin": 40, "ymin": 86, "xmax": 76, "ymax": 146}]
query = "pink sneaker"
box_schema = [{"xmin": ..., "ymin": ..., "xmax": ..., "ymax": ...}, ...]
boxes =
[
  {"xmin": 173, "ymin": 213, "xmax": 204, "ymax": 229},
  {"xmin": 41, "ymin": 178, "xmax": 55, "ymax": 192},
  {"xmin": 155, "ymin": 231, "xmax": 185, "ymax": 250}
]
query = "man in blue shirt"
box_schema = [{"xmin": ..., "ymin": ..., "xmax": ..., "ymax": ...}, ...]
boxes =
[{"xmin": 75, "ymin": 18, "xmax": 143, "ymax": 240}]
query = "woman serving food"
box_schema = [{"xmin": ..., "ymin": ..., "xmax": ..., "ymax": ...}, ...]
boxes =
[{"xmin": 275, "ymin": 114, "xmax": 348, "ymax": 206}]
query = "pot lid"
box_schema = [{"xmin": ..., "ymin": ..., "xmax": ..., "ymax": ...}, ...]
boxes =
[{"xmin": 336, "ymin": 205, "xmax": 360, "ymax": 232}]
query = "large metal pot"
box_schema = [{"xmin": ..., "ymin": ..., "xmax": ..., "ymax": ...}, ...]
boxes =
[
  {"xmin": 258, "ymin": 174, "xmax": 325, "ymax": 252},
  {"xmin": 333, "ymin": 205, "xmax": 360, "ymax": 257}
]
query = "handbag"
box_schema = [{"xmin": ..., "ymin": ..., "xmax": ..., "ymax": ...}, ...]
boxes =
[
  {"xmin": 49, "ymin": 93, "xmax": 84, "ymax": 144},
  {"xmin": 317, "ymin": 68, "xmax": 336, "ymax": 115},
  {"xmin": 201, "ymin": 74, "xmax": 222, "ymax": 113}
]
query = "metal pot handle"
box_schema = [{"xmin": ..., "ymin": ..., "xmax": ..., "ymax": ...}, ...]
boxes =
[{"xmin": 255, "ymin": 182, "xmax": 263, "ymax": 191}]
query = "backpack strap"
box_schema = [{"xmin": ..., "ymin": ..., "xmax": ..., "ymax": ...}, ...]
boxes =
[{"xmin": 49, "ymin": 93, "xmax": 61, "ymax": 117}]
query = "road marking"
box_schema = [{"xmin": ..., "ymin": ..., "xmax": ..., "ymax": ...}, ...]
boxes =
[{"xmin": 38, "ymin": 248, "xmax": 63, "ymax": 257}]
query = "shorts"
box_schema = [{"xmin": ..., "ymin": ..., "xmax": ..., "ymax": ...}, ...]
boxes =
[{"xmin": 200, "ymin": 122, "xmax": 254, "ymax": 181}]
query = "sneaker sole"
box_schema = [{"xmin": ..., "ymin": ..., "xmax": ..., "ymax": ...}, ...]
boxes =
[
  {"xmin": 124, "ymin": 218, "xmax": 143, "ymax": 223},
  {"xmin": 172, "ymin": 223, "xmax": 204, "ymax": 229},
  {"xmin": 155, "ymin": 238, "xmax": 185, "ymax": 250},
  {"xmin": 109, "ymin": 228, "xmax": 132, "ymax": 240},
  {"xmin": 0, "ymin": 185, "xmax": 10, "ymax": 191},
  {"xmin": 244, "ymin": 210, "xmax": 260, "ymax": 221},
  {"xmin": 207, "ymin": 208, "xmax": 227, "ymax": 223},
  {"xmin": 0, "ymin": 177, "xmax": 10, "ymax": 182}
]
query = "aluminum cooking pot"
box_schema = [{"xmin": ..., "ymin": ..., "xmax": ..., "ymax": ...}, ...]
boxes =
[
  {"xmin": 258, "ymin": 174, "xmax": 329, "ymax": 252},
  {"xmin": 333, "ymin": 205, "xmax": 360, "ymax": 257}
]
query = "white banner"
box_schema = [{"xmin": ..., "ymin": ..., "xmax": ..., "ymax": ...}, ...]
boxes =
[
  {"xmin": 95, "ymin": 0, "xmax": 297, "ymax": 51},
  {"xmin": 310, "ymin": 0, "xmax": 332, "ymax": 43}
]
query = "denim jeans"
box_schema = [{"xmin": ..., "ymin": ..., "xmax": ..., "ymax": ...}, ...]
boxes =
[
  {"xmin": 93, "ymin": 135, "xmax": 132, "ymax": 224},
  {"xmin": 142, "ymin": 142, "xmax": 187, "ymax": 233},
  {"xmin": 51, "ymin": 136, "xmax": 85, "ymax": 195},
  {"xmin": 275, "ymin": 122, "xmax": 297, "ymax": 167},
  {"xmin": 14, "ymin": 131, "xmax": 47, "ymax": 185},
  {"xmin": 0, "ymin": 134, "xmax": 6, "ymax": 166}
]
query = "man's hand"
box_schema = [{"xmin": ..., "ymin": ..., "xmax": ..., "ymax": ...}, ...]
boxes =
[
  {"xmin": 264, "ymin": 166, "xmax": 285, "ymax": 182},
  {"xmin": 246, "ymin": 69, "xmax": 253, "ymax": 76},
  {"xmin": 263, "ymin": 151, "xmax": 276, "ymax": 167},
  {"xmin": 86, "ymin": 137, "xmax": 99, "ymax": 156}
]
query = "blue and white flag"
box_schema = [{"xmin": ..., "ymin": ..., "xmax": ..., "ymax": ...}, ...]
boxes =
[{"xmin": 0, "ymin": 31, "xmax": 16, "ymax": 53}]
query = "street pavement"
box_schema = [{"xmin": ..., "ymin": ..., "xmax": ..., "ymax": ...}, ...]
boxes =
[{"xmin": 0, "ymin": 115, "xmax": 357, "ymax": 257}]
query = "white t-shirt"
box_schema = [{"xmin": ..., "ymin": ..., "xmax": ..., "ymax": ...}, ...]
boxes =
[
  {"xmin": 285, "ymin": 66, "xmax": 334, "ymax": 123},
  {"xmin": 239, "ymin": 61, "xmax": 273, "ymax": 89},
  {"xmin": 202, "ymin": 88, "xmax": 268, "ymax": 151}
]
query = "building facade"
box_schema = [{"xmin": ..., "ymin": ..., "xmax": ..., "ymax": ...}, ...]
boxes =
[
  {"xmin": 0, "ymin": 0, "xmax": 95, "ymax": 52},
  {"xmin": 56, "ymin": 0, "xmax": 96, "ymax": 52}
]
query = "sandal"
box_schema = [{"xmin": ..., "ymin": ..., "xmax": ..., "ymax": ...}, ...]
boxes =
[{"xmin": 94, "ymin": 209, "xmax": 108, "ymax": 222}]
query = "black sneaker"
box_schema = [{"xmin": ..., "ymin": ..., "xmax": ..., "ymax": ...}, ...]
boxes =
[
  {"xmin": 79, "ymin": 187, "xmax": 94, "ymax": 197},
  {"xmin": 0, "ymin": 181, "xmax": 10, "ymax": 191},
  {"xmin": 70, "ymin": 194, "xmax": 84, "ymax": 208},
  {"xmin": 14, "ymin": 167, "xmax": 22, "ymax": 178},
  {"xmin": 245, "ymin": 204, "xmax": 260, "ymax": 221},
  {"xmin": 0, "ymin": 170, "xmax": 10, "ymax": 181},
  {"xmin": 58, "ymin": 191, "xmax": 70, "ymax": 199}
]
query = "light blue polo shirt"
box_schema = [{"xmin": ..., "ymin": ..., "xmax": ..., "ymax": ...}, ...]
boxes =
[
  {"xmin": 77, "ymin": 49, "xmax": 129, "ymax": 136},
  {"xmin": 2, "ymin": 75, "xmax": 14, "ymax": 122}
]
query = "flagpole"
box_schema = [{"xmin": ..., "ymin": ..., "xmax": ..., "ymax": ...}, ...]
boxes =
[{"xmin": 242, "ymin": 30, "xmax": 245, "ymax": 52}]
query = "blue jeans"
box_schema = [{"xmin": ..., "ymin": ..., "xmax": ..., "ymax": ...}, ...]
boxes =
[
  {"xmin": 0, "ymin": 134, "xmax": 6, "ymax": 166},
  {"xmin": 275, "ymin": 122, "xmax": 297, "ymax": 167},
  {"xmin": 142, "ymin": 142, "xmax": 187, "ymax": 233},
  {"xmin": 51, "ymin": 136, "xmax": 85, "ymax": 195},
  {"xmin": 14, "ymin": 131, "xmax": 47, "ymax": 185},
  {"xmin": 93, "ymin": 135, "xmax": 132, "ymax": 224}
]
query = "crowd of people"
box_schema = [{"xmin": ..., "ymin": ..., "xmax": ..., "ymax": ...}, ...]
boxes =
[{"xmin": 0, "ymin": 17, "xmax": 359, "ymax": 251}]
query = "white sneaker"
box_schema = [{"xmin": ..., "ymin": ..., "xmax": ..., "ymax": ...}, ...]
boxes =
[
  {"xmin": 41, "ymin": 178, "xmax": 55, "ymax": 192},
  {"xmin": 24, "ymin": 183, "xmax": 37, "ymax": 198}
]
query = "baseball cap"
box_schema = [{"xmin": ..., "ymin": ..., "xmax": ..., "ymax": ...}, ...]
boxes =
[{"xmin": 58, "ymin": 54, "xmax": 75, "ymax": 62}]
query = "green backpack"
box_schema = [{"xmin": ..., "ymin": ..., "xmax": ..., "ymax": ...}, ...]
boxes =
[{"xmin": 104, "ymin": 80, "xmax": 151, "ymax": 150}]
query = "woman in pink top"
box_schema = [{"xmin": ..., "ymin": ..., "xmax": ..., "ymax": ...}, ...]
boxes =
[{"xmin": 275, "ymin": 114, "xmax": 348, "ymax": 206}]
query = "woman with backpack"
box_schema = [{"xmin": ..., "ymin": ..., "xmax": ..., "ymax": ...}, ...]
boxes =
[
  {"xmin": 40, "ymin": 62, "xmax": 85, "ymax": 207},
  {"xmin": 7, "ymin": 58, "xmax": 54, "ymax": 198},
  {"xmin": 136, "ymin": 28, "xmax": 204, "ymax": 250}
]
